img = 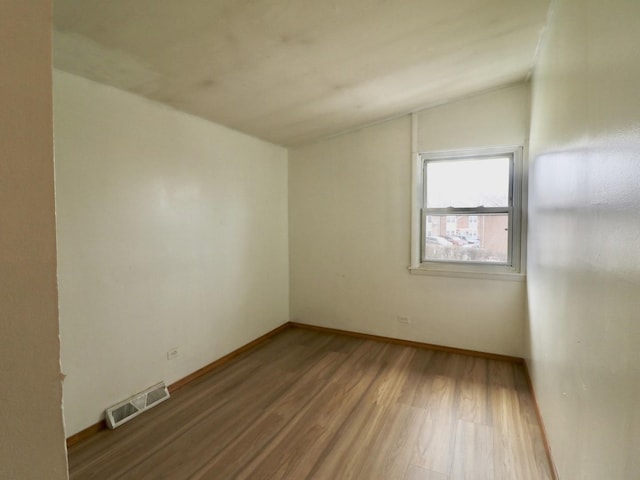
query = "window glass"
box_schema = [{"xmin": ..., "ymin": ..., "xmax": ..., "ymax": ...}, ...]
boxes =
[
  {"xmin": 425, "ymin": 157, "xmax": 510, "ymax": 208},
  {"xmin": 424, "ymin": 214, "xmax": 509, "ymax": 263}
]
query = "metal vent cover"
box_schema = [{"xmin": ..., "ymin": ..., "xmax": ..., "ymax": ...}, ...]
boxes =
[{"xmin": 105, "ymin": 382, "xmax": 170, "ymax": 429}]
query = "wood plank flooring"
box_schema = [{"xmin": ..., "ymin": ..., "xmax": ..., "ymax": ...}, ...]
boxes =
[{"xmin": 67, "ymin": 328, "xmax": 554, "ymax": 479}]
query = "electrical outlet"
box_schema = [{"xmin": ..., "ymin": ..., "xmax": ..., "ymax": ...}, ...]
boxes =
[
  {"xmin": 397, "ymin": 316, "xmax": 410, "ymax": 324},
  {"xmin": 167, "ymin": 347, "xmax": 179, "ymax": 360}
]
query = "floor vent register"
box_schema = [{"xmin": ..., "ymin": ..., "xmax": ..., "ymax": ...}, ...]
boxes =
[{"xmin": 105, "ymin": 382, "xmax": 170, "ymax": 429}]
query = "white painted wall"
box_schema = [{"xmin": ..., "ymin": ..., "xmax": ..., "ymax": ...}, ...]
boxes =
[
  {"xmin": 416, "ymin": 84, "xmax": 531, "ymax": 152},
  {"xmin": 0, "ymin": 2, "xmax": 69, "ymax": 478},
  {"xmin": 527, "ymin": 0, "xmax": 640, "ymax": 478},
  {"xmin": 54, "ymin": 71, "xmax": 289, "ymax": 436},
  {"xmin": 289, "ymin": 84, "xmax": 530, "ymax": 356}
]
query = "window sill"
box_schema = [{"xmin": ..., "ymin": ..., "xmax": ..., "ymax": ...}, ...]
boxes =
[{"xmin": 408, "ymin": 266, "xmax": 526, "ymax": 282}]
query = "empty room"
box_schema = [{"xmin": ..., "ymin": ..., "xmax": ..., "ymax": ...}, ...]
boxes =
[{"xmin": 1, "ymin": 0, "xmax": 639, "ymax": 479}]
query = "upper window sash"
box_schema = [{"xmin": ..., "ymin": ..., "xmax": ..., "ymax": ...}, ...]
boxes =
[{"xmin": 422, "ymin": 153, "xmax": 515, "ymax": 210}]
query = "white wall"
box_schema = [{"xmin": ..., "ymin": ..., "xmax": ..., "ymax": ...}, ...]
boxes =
[
  {"xmin": 54, "ymin": 71, "xmax": 289, "ymax": 436},
  {"xmin": 417, "ymin": 83, "xmax": 531, "ymax": 152},
  {"xmin": 289, "ymin": 84, "xmax": 530, "ymax": 356},
  {"xmin": 527, "ymin": 0, "xmax": 640, "ymax": 478},
  {"xmin": 0, "ymin": 2, "xmax": 69, "ymax": 479}
]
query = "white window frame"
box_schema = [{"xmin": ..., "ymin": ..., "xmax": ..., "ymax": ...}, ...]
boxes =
[{"xmin": 409, "ymin": 145, "xmax": 525, "ymax": 280}]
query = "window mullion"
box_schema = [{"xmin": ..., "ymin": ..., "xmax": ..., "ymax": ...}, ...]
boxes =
[{"xmin": 424, "ymin": 206, "xmax": 510, "ymax": 215}]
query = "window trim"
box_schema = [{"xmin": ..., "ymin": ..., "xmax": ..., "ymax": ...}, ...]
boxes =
[{"xmin": 409, "ymin": 145, "xmax": 525, "ymax": 279}]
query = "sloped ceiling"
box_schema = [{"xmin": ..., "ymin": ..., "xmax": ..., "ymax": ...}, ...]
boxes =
[{"xmin": 54, "ymin": 0, "xmax": 550, "ymax": 146}]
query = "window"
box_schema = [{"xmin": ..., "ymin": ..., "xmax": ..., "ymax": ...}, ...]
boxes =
[{"xmin": 410, "ymin": 146, "xmax": 524, "ymax": 278}]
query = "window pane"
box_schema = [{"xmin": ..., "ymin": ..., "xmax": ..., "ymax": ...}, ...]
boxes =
[
  {"xmin": 426, "ymin": 157, "xmax": 510, "ymax": 208},
  {"xmin": 424, "ymin": 214, "xmax": 509, "ymax": 264}
]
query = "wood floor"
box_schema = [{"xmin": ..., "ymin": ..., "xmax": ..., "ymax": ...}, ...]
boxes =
[{"xmin": 67, "ymin": 327, "xmax": 554, "ymax": 479}]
